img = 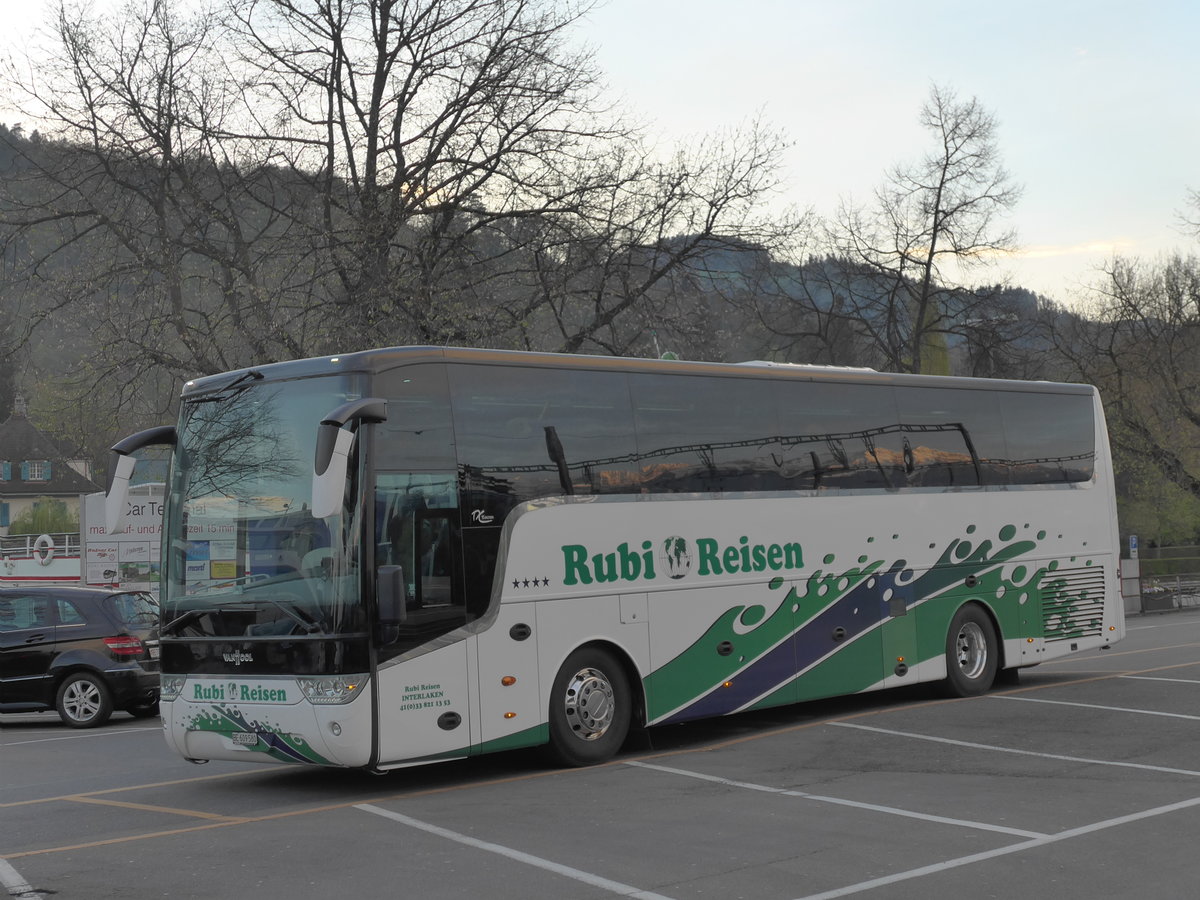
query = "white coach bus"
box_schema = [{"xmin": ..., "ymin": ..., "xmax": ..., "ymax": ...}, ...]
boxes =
[{"xmin": 107, "ymin": 347, "xmax": 1124, "ymax": 770}]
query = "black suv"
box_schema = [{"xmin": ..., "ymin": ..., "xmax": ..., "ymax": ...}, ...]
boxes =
[{"xmin": 0, "ymin": 587, "xmax": 160, "ymax": 727}]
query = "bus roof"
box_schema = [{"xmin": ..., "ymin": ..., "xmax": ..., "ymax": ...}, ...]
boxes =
[{"xmin": 181, "ymin": 346, "xmax": 1095, "ymax": 398}]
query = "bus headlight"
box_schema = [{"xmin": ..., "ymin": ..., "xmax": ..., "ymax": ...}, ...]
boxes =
[
  {"xmin": 297, "ymin": 675, "xmax": 369, "ymax": 705},
  {"xmin": 160, "ymin": 675, "xmax": 187, "ymax": 701}
]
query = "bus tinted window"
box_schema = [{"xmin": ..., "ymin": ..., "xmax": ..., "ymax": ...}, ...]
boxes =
[
  {"xmin": 999, "ymin": 391, "xmax": 1095, "ymax": 483},
  {"xmin": 438, "ymin": 364, "xmax": 1096, "ymax": 498},
  {"xmin": 775, "ymin": 380, "xmax": 904, "ymax": 489},
  {"xmin": 892, "ymin": 386, "xmax": 1008, "ymax": 487},
  {"xmin": 630, "ymin": 374, "xmax": 783, "ymax": 493},
  {"xmin": 448, "ymin": 365, "xmax": 639, "ymax": 504},
  {"xmin": 374, "ymin": 365, "xmax": 456, "ymax": 471}
]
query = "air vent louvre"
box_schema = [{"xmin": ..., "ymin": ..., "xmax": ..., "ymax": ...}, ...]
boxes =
[{"xmin": 1042, "ymin": 567, "xmax": 1107, "ymax": 643}]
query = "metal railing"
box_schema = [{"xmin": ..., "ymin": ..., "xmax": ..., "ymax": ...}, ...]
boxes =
[
  {"xmin": 1140, "ymin": 572, "xmax": 1200, "ymax": 612},
  {"xmin": 0, "ymin": 532, "xmax": 82, "ymax": 557}
]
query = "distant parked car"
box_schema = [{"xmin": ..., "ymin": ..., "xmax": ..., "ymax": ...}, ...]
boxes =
[{"xmin": 0, "ymin": 587, "xmax": 160, "ymax": 727}]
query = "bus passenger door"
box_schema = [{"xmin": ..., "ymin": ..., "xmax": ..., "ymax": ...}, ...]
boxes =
[
  {"xmin": 374, "ymin": 640, "xmax": 475, "ymax": 766},
  {"xmin": 372, "ymin": 475, "xmax": 476, "ymax": 766}
]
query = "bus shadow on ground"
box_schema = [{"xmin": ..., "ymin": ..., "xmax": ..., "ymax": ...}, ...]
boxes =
[{"xmin": 218, "ymin": 668, "xmax": 1093, "ymax": 797}]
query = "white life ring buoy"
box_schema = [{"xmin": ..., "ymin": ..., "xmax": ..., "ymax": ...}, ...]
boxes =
[{"xmin": 33, "ymin": 533, "xmax": 55, "ymax": 567}]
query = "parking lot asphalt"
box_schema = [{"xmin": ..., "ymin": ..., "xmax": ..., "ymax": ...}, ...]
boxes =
[{"xmin": 4, "ymin": 608, "xmax": 1200, "ymax": 899}]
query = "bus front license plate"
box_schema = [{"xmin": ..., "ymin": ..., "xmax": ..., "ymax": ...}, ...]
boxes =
[{"xmin": 231, "ymin": 732, "xmax": 259, "ymax": 747}]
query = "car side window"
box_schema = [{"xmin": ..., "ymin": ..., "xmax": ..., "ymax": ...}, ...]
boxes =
[
  {"xmin": 57, "ymin": 599, "xmax": 87, "ymax": 625},
  {"xmin": 0, "ymin": 595, "xmax": 52, "ymax": 629}
]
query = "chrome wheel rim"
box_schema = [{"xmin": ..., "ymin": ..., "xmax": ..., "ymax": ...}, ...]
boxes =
[
  {"xmin": 562, "ymin": 667, "xmax": 615, "ymax": 741},
  {"xmin": 954, "ymin": 622, "xmax": 988, "ymax": 680},
  {"xmin": 62, "ymin": 680, "xmax": 102, "ymax": 723}
]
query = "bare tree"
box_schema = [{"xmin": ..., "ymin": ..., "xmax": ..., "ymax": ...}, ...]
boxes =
[
  {"xmin": 763, "ymin": 85, "xmax": 1024, "ymax": 374},
  {"xmin": 502, "ymin": 119, "xmax": 809, "ymax": 358},
  {"xmin": 226, "ymin": 1, "xmax": 807, "ymax": 355},
  {"xmin": 224, "ymin": 0, "xmax": 617, "ymax": 346},
  {"xmin": 1, "ymin": 1, "xmax": 322, "ymax": 416},
  {"xmin": 1053, "ymin": 253, "xmax": 1200, "ymax": 500},
  {"xmin": 1, "ymin": 0, "xmax": 806, "ymax": 475}
]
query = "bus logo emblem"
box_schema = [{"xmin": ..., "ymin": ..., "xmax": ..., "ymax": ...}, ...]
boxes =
[
  {"xmin": 660, "ymin": 536, "xmax": 692, "ymax": 580},
  {"xmin": 471, "ymin": 510, "xmax": 494, "ymax": 524}
]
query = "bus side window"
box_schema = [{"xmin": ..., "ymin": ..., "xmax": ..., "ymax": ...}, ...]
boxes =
[
  {"xmin": 374, "ymin": 474, "xmax": 466, "ymax": 658},
  {"xmin": 448, "ymin": 364, "xmax": 640, "ymax": 503},
  {"xmin": 776, "ymin": 381, "xmax": 904, "ymax": 490},
  {"xmin": 998, "ymin": 391, "xmax": 1095, "ymax": 484},
  {"xmin": 894, "ymin": 386, "xmax": 1002, "ymax": 487},
  {"xmin": 630, "ymin": 373, "xmax": 784, "ymax": 493},
  {"xmin": 414, "ymin": 510, "xmax": 456, "ymax": 607}
]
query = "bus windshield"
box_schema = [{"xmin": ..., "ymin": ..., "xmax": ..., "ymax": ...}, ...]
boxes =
[{"xmin": 162, "ymin": 373, "xmax": 367, "ymax": 639}]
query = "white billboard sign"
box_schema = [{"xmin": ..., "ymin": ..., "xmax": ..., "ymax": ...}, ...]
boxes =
[{"xmin": 81, "ymin": 484, "xmax": 164, "ymax": 595}]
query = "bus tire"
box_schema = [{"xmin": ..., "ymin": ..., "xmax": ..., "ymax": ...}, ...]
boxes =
[
  {"xmin": 545, "ymin": 647, "xmax": 631, "ymax": 767},
  {"xmin": 942, "ymin": 604, "xmax": 998, "ymax": 697}
]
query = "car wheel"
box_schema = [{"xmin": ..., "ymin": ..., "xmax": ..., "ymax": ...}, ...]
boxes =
[
  {"xmin": 544, "ymin": 647, "xmax": 632, "ymax": 767},
  {"xmin": 126, "ymin": 701, "xmax": 160, "ymax": 719},
  {"xmin": 56, "ymin": 672, "xmax": 114, "ymax": 728}
]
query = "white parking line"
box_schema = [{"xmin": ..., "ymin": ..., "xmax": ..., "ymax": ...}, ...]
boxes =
[
  {"xmin": 356, "ymin": 804, "xmax": 675, "ymax": 900},
  {"xmin": 991, "ymin": 694, "xmax": 1200, "ymax": 721},
  {"xmin": 809, "ymin": 706, "xmax": 1200, "ymax": 897},
  {"xmin": 2, "ymin": 727, "xmax": 160, "ymax": 747},
  {"xmin": 832, "ymin": 722, "xmax": 1200, "ymax": 777},
  {"xmin": 0, "ymin": 857, "xmax": 38, "ymax": 900},
  {"xmin": 624, "ymin": 761, "xmax": 1046, "ymax": 839},
  {"xmin": 1121, "ymin": 675, "xmax": 1200, "ymax": 685},
  {"xmin": 1129, "ymin": 618, "xmax": 1200, "ymax": 630},
  {"xmin": 792, "ymin": 794, "xmax": 1200, "ymax": 899}
]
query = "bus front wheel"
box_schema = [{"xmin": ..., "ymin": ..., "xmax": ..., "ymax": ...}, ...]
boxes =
[
  {"xmin": 545, "ymin": 647, "xmax": 632, "ymax": 767},
  {"xmin": 943, "ymin": 605, "xmax": 999, "ymax": 697}
]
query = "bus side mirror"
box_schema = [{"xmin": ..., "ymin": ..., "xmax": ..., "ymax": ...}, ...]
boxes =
[
  {"xmin": 311, "ymin": 398, "xmax": 387, "ymax": 519},
  {"xmin": 106, "ymin": 454, "xmax": 138, "ymax": 534},
  {"xmin": 106, "ymin": 425, "xmax": 177, "ymax": 534},
  {"xmin": 312, "ymin": 425, "xmax": 357, "ymax": 519},
  {"xmin": 378, "ymin": 565, "xmax": 407, "ymax": 625}
]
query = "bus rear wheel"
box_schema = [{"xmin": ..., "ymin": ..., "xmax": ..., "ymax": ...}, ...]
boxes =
[
  {"xmin": 943, "ymin": 605, "xmax": 999, "ymax": 697},
  {"xmin": 545, "ymin": 647, "xmax": 632, "ymax": 767}
]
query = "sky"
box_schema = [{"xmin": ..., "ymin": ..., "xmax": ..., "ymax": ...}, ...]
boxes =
[
  {"xmin": 580, "ymin": 0, "xmax": 1200, "ymax": 303},
  {"xmin": 3, "ymin": 0, "xmax": 1198, "ymax": 305}
]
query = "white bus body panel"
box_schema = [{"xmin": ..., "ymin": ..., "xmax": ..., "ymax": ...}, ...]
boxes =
[
  {"xmin": 374, "ymin": 640, "xmax": 475, "ymax": 767},
  {"xmin": 495, "ymin": 481, "xmax": 1122, "ymax": 728},
  {"xmin": 163, "ymin": 676, "xmax": 374, "ymax": 767}
]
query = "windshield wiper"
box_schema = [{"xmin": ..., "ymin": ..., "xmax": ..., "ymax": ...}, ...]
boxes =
[
  {"xmin": 256, "ymin": 596, "xmax": 325, "ymax": 635},
  {"xmin": 161, "ymin": 608, "xmax": 205, "ymax": 635},
  {"xmin": 163, "ymin": 600, "xmax": 326, "ymax": 637}
]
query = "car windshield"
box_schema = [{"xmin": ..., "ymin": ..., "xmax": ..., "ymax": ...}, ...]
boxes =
[
  {"xmin": 107, "ymin": 592, "xmax": 159, "ymax": 628},
  {"xmin": 162, "ymin": 373, "xmax": 367, "ymax": 639}
]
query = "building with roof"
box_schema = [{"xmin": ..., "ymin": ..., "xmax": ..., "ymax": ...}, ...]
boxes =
[{"xmin": 0, "ymin": 399, "xmax": 100, "ymax": 533}]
